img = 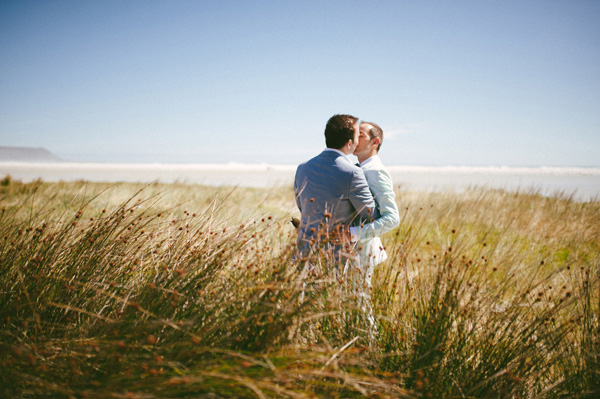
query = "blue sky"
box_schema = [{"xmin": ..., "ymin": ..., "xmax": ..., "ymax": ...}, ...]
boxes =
[{"xmin": 1, "ymin": 0, "xmax": 599, "ymax": 166}]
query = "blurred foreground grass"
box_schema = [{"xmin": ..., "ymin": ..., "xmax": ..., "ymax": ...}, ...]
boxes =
[{"xmin": 1, "ymin": 178, "xmax": 598, "ymax": 398}]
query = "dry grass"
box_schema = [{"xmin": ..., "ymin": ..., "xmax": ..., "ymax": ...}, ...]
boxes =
[{"xmin": 0, "ymin": 179, "xmax": 598, "ymax": 398}]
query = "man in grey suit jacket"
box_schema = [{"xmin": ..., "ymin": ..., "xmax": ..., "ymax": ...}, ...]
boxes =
[{"xmin": 294, "ymin": 114, "xmax": 379, "ymax": 265}]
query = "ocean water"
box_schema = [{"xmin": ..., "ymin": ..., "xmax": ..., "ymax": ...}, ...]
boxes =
[{"xmin": 1, "ymin": 162, "xmax": 599, "ymax": 201}]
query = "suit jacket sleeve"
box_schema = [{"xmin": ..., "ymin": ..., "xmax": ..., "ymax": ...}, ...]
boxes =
[
  {"xmin": 294, "ymin": 166, "xmax": 305, "ymax": 212},
  {"xmin": 294, "ymin": 177, "xmax": 301, "ymax": 212},
  {"xmin": 348, "ymin": 167, "xmax": 379, "ymax": 224},
  {"xmin": 354, "ymin": 168, "xmax": 400, "ymax": 241}
]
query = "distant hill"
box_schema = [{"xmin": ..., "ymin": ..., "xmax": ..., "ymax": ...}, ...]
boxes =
[{"xmin": 0, "ymin": 146, "xmax": 63, "ymax": 162}]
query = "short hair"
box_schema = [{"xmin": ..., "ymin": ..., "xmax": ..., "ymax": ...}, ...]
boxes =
[
  {"xmin": 324, "ymin": 114, "xmax": 359, "ymax": 149},
  {"xmin": 362, "ymin": 121, "xmax": 383, "ymax": 151}
]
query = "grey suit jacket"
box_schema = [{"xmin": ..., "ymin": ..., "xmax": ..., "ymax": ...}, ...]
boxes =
[{"xmin": 294, "ymin": 149, "xmax": 378, "ymax": 256}]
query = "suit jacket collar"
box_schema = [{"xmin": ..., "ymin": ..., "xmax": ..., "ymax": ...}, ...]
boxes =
[{"xmin": 323, "ymin": 148, "xmax": 353, "ymax": 164}]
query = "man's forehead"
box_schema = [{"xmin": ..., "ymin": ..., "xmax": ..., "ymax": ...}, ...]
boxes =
[{"xmin": 359, "ymin": 123, "xmax": 372, "ymax": 132}]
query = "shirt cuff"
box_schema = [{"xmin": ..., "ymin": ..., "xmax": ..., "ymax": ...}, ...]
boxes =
[{"xmin": 349, "ymin": 226, "xmax": 358, "ymax": 242}]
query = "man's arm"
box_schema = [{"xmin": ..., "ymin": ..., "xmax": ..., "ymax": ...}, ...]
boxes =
[
  {"xmin": 293, "ymin": 168, "xmax": 304, "ymax": 212},
  {"xmin": 351, "ymin": 168, "xmax": 399, "ymax": 242},
  {"xmin": 348, "ymin": 168, "xmax": 379, "ymax": 224}
]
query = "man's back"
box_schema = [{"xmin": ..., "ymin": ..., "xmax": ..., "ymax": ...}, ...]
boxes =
[{"xmin": 294, "ymin": 149, "xmax": 377, "ymax": 255}]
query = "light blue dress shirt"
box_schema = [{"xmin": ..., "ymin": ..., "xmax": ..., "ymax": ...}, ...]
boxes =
[{"xmin": 350, "ymin": 155, "xmax": 400, "ymax": 280}]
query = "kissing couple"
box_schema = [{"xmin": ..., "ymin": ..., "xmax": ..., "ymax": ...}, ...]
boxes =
[{"xmin": 294, "ymin": 113, "xmax": 400, "ymax": 288}]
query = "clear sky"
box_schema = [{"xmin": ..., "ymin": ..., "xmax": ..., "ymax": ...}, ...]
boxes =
[{"xmin": 1, "ymin": 0, "xmax": 599, "ymax": 166}]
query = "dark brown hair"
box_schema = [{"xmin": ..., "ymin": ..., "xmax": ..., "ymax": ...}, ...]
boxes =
[{"xmin": 324, "ymin": 114, "xmax": 358, "ymax": 149}]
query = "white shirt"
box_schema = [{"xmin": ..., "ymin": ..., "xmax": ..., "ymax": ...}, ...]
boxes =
[{"xmin": 359, "ymin": 156, "xmax": 377, "ymax": 168}]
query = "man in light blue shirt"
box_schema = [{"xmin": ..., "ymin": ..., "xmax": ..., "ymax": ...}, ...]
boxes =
[{"xmin": 350, "ymin": 121, "xmax": 400, "ymax": 287}]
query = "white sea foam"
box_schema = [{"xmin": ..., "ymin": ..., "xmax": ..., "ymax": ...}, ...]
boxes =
[{"xmin": 1, "ymin": 162, "xmax": 599, "ymax": 201}]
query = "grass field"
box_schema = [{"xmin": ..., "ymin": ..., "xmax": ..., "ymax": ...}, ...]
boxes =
[{"xmin": 1, "ymin": 177, "xmax": 598, "ymax": 398}]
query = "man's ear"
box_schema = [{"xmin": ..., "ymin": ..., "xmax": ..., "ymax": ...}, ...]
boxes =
[{"xmin": 372, "ymin": 137, "xmax": 381, "ymax": 147}]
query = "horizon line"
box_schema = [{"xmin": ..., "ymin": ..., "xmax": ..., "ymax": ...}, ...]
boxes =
[{"xmin": 1, "ymin": 160, "xmax": 600, "ymax": 174}]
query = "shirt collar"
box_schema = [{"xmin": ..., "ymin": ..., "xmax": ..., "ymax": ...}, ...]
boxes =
[{"xmin": 359, "ymin": 154, "xmax": 379, "ymax": 167}]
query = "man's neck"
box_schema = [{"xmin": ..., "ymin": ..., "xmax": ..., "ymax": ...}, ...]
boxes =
[
  {"xmin": 339, "ymin": 147, "xmax": 353, "ymax": 156},
  {"xmin": 329, "ymin": 146, "xmax": 353, "ymax": 156},
  {"xmin": 325, "ymin": 148, "xmax": 350, "ymax": 158}
]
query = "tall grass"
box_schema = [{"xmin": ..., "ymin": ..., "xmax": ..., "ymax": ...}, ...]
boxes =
[{"xmin": 1, "ymin": 179, "xmax": 598, "ymax": 398}]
